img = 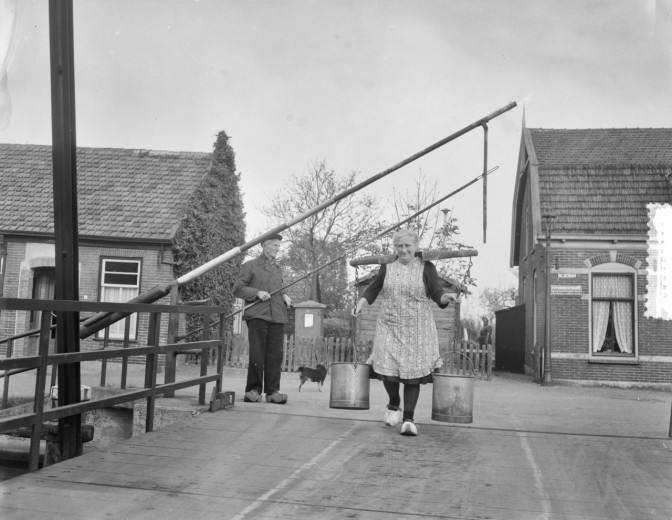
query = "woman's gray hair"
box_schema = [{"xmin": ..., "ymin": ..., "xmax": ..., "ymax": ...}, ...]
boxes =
[{"xmin": 392, "ymin": 228, "xmax": 420, "ymax": 245}]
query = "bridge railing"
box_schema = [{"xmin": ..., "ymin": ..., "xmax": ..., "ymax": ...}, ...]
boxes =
[{"xmin": 0, "ymin": 297, "xmax": 227, "ymax": 471}]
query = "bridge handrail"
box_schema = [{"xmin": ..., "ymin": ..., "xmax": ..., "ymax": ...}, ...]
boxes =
[{"xmin": 0, "ymin": 297, "xmax": 228, "ymax": 471}]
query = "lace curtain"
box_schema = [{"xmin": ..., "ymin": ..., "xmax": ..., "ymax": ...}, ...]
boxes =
[
  {"xmin": 592, "ymin": 275, "xmax": 633, "ymax": 354},
  {"xmin": 613, "ymin": 302, "xmax": 633, "ymax": 354},
  {"xmin": 100, "ymin": 286, "xmax": 138, "ymax": 339},
  {"xmin": 592, "ymin": 301, "xmax": 610, "ymax": 352}
]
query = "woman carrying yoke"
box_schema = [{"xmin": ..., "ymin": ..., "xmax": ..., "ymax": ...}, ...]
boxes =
[{"xmin": 353, "ymin": 229, "xmax": 457, "ymax": 436}]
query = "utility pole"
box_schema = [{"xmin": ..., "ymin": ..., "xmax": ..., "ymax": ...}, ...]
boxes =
[
  {"xmin": 542, "ymin": 214, "xmax": 556, "ymax": 386},
  {"xmin": 49, "ymin": 0, "xmax": 82, "ymax": 458}
]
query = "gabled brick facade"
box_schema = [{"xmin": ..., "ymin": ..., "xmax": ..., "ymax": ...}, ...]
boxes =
[
  {"xmin": 0, "ymin": 144, "xmax": 212, "ymax": 357},
  {"xmin": 511, "ymin": 127, "xmax": 672, "ymax": 387}
]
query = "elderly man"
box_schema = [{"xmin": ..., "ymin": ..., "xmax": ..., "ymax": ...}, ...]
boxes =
[{"xmin": 233, "ymin": 234, "xmax": 292, "ymax": 404}]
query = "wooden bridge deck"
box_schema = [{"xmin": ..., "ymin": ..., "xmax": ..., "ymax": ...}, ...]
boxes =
[{"xmin": 1, "ymin": 403, "xmax": 671, "ymax": 520}]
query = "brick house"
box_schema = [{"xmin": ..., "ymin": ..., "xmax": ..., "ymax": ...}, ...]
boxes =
[
  {"xmin": 0, "ymin": 144, "xmax": 215, "ymax": 356},
  {"xmin": 510, "ymin": 127, "xmax": 672, "ymax": 387}
]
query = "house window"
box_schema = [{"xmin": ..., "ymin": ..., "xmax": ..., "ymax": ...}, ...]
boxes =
[
  {"xmin": 98, "ymin": 259, "xmax": 141, "ymax": 340},
  {"xmin": 591, "ymin": 273, "xmax": 635, "ymax": 356}
]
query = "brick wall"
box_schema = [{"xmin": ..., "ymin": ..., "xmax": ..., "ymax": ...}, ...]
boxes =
[
  {"xmin": 0, "ymin": 238, "xmax": 176, "ymax": 360},
  {"xmin": 517, "ymin": 237, "xmax": 672, "ymax": 384},
  {"xmin": 78, "ymin": 244, "xmax": 175, "ymax": 359},
  {"xmin": 0, "ymin": 240, "xmax": 26, "ymax": 354}
]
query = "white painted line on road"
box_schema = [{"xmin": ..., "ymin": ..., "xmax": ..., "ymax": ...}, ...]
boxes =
[
  {"xmin": 231, "ymin": 423, "xmax": 358, "ymax": 520},
  {"xmin": 516, "ymin": 427, "xmax": 552, "ymax": 520}
]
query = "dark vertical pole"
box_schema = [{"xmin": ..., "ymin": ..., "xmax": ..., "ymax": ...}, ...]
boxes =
[
  {"xmin": 216, "ymin": 313, "xmax": 225, "ymax": 395},
  {"xmin": 121, "ymin": 318, "xmax": 131, "ymax": 389},
  {"xmin": 49, "ymin": 0, "xmax": 81, "ymax": 458},
  {"xmin": 542, "ymin": 214, "xmax": 555, "ymax": 386},
  {"xmin": 199, "ymin": 311, "xmax": 211, "ymax": 405},
  {"xmin": 482, "ymin": 124, "xmax": 489, "ymax": 243},
  {"xmin": 144, "ymin": 312, "xmax": 160, "ymax": 433},
  {"xmin": 0, "ymin": 235, "xmax": 6, "ymax": 297},
  {"xmin": 0, "ymin": 235, "xmax": 6, "ymax": 408},
  {"xmin": 0, "ymin": 235, "xmax": 6, "ymax": 339},
  {"xmin": 164, "ymin": 284, "xmax": 180, "ymax": 397}
]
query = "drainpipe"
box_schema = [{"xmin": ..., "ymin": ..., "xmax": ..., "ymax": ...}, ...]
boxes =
[{"xmin": 542, "ymin": 214, "xmax": 556, "ymax": 386}]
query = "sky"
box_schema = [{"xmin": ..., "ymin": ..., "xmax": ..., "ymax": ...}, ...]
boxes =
[{"xmin": 1, "ymin": 0, "xmax": 671, "ymax": 316}]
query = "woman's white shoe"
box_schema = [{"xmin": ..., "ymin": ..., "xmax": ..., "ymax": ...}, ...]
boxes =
[
  {"xmin": 383, "ymin": 408, "xmax": 402, "ymax": 427},
  {"xmin": 400, "ymin": 420, "xmax": 418, "ymax": 436}
]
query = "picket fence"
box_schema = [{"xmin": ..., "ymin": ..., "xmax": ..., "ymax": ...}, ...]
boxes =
[
  {"xmin": 442, "ymin": 340, "xmax": 493, "ymax": 381},
  {"xmin": 180, "ymin": 334, "xmax": 492, "ymax": 380}
]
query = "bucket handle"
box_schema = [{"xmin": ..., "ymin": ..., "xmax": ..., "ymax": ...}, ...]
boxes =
[{"xmin": 448, "ymin": 351, "xmax": 478, "ymax": 377}]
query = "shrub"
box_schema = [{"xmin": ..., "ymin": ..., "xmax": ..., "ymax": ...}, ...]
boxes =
[{"xmin": 324, "ymin": 317, "xmax": 352, "ymax": 338}]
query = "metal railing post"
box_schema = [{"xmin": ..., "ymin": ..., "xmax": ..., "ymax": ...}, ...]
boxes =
[
  {"xmin": 144, "ymin": 312, "xmax": 160, "ymax": 433},
  {"xmin": 2, "ymin": 339, "xmax": 12, "ymax": 409},
  {"xmin": 199, "ymin": 311, "xmax": 211, "ymax": 405}
]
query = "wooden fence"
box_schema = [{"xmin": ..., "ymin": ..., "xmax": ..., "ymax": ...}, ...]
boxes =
[
  {"xmin": 184, "ymin": 334, "xmax": 492, "ymax": 380},
  {"xmin": 441, "ymin": 340, "xmax": 493, "ymax": 381}
]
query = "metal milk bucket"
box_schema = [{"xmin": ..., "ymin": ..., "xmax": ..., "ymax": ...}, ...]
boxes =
[
  {"xmin": 431, "ymin": 352, "xmax": 475, "ymax": 423},
  {"xmin": 431, "ymin": 373, "xmax": 474, "ymax": 423},
  {"xmin": 329, "ymin": 362, "xmax": 370, "ymax": 409}
]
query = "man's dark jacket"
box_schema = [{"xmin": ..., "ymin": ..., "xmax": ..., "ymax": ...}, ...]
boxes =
[{"xmin": 233, "ymin": 254, "xmax": 288, "ymax": 323}]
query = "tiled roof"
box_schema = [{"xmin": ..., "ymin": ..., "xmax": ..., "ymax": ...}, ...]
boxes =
[
  {"xmin": 527, "ymin": 129, "xmax": 672, "ymax": 235},
  {"xmin": 528, "ymin": 128, "xmax": 672, "ymax": 168},
  {"xmin": 0, "ymin": 144, "xmax": 211, "ymax": 240}
]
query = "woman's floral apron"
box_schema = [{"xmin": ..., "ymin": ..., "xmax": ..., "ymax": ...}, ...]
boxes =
[{"xmin": 370, "ymin": 257, "xmax": 443, "ymax": 380}]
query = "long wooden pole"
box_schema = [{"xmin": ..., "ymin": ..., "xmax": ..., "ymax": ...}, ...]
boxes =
[
  {"xmin": 179, "ymin": 166, "xmax": 497, "ymax": 341},
  {"xmin": 80, "ymin": 103, "xmax": 516, "ymax": 338}
]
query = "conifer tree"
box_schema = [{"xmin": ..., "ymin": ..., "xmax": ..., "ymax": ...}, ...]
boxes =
[{"xmin": 173, "ymin": 131, "xmax": 246, "ymax": 329}]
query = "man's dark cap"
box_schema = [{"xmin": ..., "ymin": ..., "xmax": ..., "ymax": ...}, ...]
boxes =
[{"xmin": 263, "ymin": 233, "xmax": 283, "ymax": 243}]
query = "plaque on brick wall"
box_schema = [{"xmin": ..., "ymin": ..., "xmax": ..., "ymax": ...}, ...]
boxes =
[{"xmin": 551, "ymin": 285, "xmax": 582, "ymax": 296}]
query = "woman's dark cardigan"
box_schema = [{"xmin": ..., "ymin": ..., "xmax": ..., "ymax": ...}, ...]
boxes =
[{"xmin": 361, "ymin": 258, "xmax": 450, "ymax": 309}]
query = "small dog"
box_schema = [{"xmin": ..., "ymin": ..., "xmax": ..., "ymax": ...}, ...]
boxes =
[{"xmin": 298, "ymin": 364, "xmax": 328, "ymax": 392}]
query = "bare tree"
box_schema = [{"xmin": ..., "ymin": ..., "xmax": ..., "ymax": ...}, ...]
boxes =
[
  {"xmin": 479, "ymin": 283, "xmax": 518, "ymax": 322},
  {"xmin": 391, "ymin": 172, "xmax": 475, "ymax": 287},
  {"xmin": 262, "ymin": 160, "xmax": 385, "ymax": 310}
]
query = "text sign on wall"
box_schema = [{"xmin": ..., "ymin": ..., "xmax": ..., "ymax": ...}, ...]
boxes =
[
  {"xmin": 551, "ymin": 285, "xmax": 582, "ymax": 296},
  {"xmin": 557, "ymin": 273, "xmax": 577, "ymax": 279}
]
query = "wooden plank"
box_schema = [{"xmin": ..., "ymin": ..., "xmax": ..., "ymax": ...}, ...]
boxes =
[
  {"xmin": 487, "ymin": 344, "xmax": 493, "ymax": 381},
  {"xmin": 215, "ymin": 314, "xmax": 225, "ymax": 395},
  {"xmin": 1, "ymin": 411, "xmax": 670, "ymax": 519},
  {"xmin": 198, "ymin": 311, "xmax": 210, "ymax": 405}
]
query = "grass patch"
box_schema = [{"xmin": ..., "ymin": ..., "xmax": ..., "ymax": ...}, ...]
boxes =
[{"xmin": 3, "ymin": 395, "xmax": 36, "ymax": 408}]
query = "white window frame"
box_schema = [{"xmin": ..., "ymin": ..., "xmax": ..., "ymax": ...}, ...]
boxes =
[
  {"xmin": 589, "ymin": 263, "xmax": 638, "ymax": 359},
  {"xmin": 98, "ymin": 258, "xmax": 141, "ymax": 340}
]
